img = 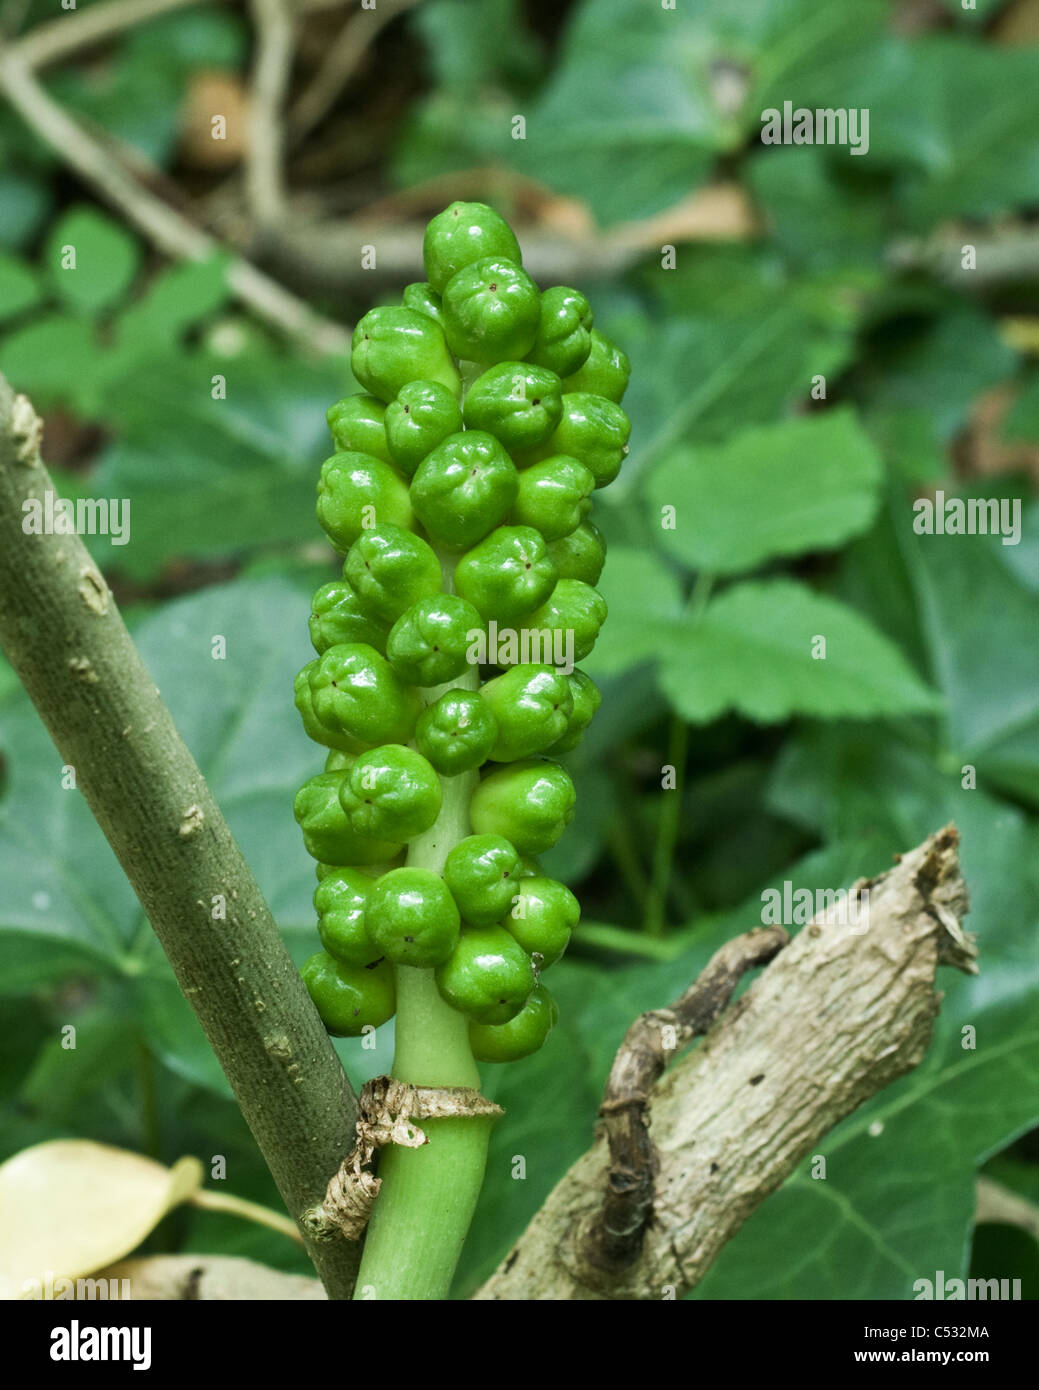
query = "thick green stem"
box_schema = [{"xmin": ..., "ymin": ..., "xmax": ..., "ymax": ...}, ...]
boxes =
[
  {"xmin": 0, "ymin": 378, "xmax": 361, "ymax": 1299},
  {"xmin": 354, "ymin": 558, "xmax": 493, "ymax": 1299}
]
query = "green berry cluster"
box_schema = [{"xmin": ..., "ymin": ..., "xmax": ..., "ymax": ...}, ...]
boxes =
[{"xmin": 294, "ymin": 202, "xmax": 630, "ymax": 1064}]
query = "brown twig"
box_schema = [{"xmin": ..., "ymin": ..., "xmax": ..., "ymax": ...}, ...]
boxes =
[
  {"xmin": 587, "ymin": 925, "xmax": 789, "ymax": 1273},
  {"xmin": 287, "ymin": 0, "xmax": 421, "ymax": 145},
  {"xmin": 0, "ymin": 47, "xmax": 350, "ymax": 353},
  {"xmin": 246, "ymin": 0, "xmax": 296, "ymax": 230},
  {"xmin": 9, "ymin": 0, "xmax": 202, "ymax": 68}
]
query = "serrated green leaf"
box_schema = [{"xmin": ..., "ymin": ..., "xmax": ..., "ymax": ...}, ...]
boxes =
[
  {"xmin": 659, "ymin": 578, "xmax": 940, "ymax": 723},
  {"xmin": 584, "ymin": 546, "xmax": 684, "ymax": 677},
  {"xmin": 45, "ymin": 207, "xmax": 141, "ymax": 315},
  {"xmin": 648, "ymin": 410, "xmax": 883, "ymax": 576}
]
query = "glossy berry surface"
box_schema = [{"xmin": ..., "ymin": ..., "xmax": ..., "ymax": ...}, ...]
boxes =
[
  {"xmin": 294, "ymin": 771, "xmax": 403, "ymax": 865},
  {"xmin": 423, "ymin": 201, "xmax": 522, "ymax": 295},
  {"xmin": 480, "ymin": 663, "xmax": 574, "ymax": 762},
  {"xmin": 453, "ymin": 525, "xmax": 557, "ymax": 624},
  {"xmin": 316, "ymin": 452, "xmax": 411, "ymax": 554},
  {"xmin": 351, "ymin": 305, "xmax": 460, "ymax": 402},
  {"xmin": 469, "ymin": 759, "xmax": 577, "ymax": 855},
  {"xmin": 384, "ymin": 379, "xmax": 463, "ymax": 477},
  {"xmin": 561, "ymin": 328, "xmax": 630, "ymax": 402},
  {"xmin": 410, "ymin": 431, "xmax": 518, "ymax": 550},
  {"xmin": 326, "ymin": 394, "xmax": 393, "ymax": 463},
  {"xmin": 343, "ymin": 524, "xmax": 443, "ymax": 623},
  {"xmin": 302, "ymin": 952, "xmax": 396, "ymax": 1037},
  {"xmin": 415, "ymin": 688, "xmax": 498, "ymax": 776},
  {"xmin": 442, "ymin": 258, "xmax": 541, "ymax": 364},
  {"xmin": 462, "ymin": 362, "xmax": 563, "ymax": 453},
  {"xmin": 308, "ymin": 642, "xmax": 419, "ymax": 746},
  {"xmin": 503, "ymin": 876, "xmax": 579, "ymax": 966},
  {"xmin": 337, "ymin": 744, "xmax": 442, "ymax": 842},
  {"xmin": 365, "ymin": 867, "xmax": 461, "ymax": 967},
  {"xmin": 469, "ymin": 983, "xmax": 558, "ymax": 1062},
  {"xmin": 314, "ymin": 869, "xmax": 380, "ymax": 966},
  {"xmin": 526, "ymin": 287, "xmax": 593, "ymax": 378},
  {"xmin": 386, "ymin": 593, "xmax": 483, "ymax": 686},
  {"xmin": 309, "ymin": 580, "xmax": 389, "ymax": 656},
  {"xmin": 434, "ymin": 925, "xmax": 536, "ymax": 1024},
  {"xmin": 444, "ymin": 834, "xmax": 523, "ymax": 928}
]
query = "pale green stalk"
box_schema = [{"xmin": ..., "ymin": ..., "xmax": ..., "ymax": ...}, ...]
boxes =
[{"xmin": 354, "ymin": 551, "xmax": 495, "ymax": 1300}]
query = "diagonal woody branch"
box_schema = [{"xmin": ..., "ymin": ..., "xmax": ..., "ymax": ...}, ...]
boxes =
[
  {"xmin": 476, "ymin": 826, "xmax": 976, "ymax": 1300},
  {"xmin": 0, "ymin": 377, "xmax": 360, "ymax": 1300}
]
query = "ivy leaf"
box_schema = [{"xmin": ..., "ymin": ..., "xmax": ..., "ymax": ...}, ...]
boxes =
[
  {"xmin": 0, "ymin": 576, "xmax": 336, "ymax": 1089},
  {"xmin": 658, "ymin": 578, "xmax": 940, "ymax": 723},
  {"xmin": 44, "ymin": 207, "xmax": 141, "ymax": 316},
  {"xmin": 0, "ymin": 314, "xmax": 102, "ymax": 413},
  {"xmin": 0, "ymin": 254, "xmax": 42, "ymax": 323},
  {"xmin": 648, "ymin": 409, "xmax": 883, "ymax": 577}
]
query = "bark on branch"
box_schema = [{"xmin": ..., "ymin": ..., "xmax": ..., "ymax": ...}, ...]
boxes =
[
  {"xmin": 476, "ymin": 826, "xmax": 976, "ymax": 1300},
  {"xmin": 0, "ymin": 379, "xmax": 360, "ymax": 1299}
]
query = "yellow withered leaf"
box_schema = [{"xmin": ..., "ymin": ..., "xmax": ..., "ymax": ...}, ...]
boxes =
[{"xmin": 0, "ymin": 1140, "xmax": 203, "ymax": 1300}]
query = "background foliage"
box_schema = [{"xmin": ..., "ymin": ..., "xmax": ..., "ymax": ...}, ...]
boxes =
[{"xmin": 2, "ymin": 0, "xmax": 1039, "ymax": 1299}]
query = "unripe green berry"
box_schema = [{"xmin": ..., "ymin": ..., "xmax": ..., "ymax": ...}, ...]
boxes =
[
  {"xmin": 434, "ymin": 925, "xmax": 535, "ymax": 1024},
  {"xmin": 351, "ymin": 305, "xmax": 461, "ymax": 403},
  {"xmin": 469, "ymin": 983, "xmax": 558, "ymax": 1062},
  {"xmin": 365, "ymin": 867, "xmax": 461, "ymax": 967},
  {"xmin": 423, "ymin": 201, "xmax": 522, "ymax": 295},
  {"xmin": 415, "ymin": 689, "xmax": 498, "ymax": 776},
  {"xmin": 462, "ymin": 362, "xmax": 563, "ymax": 453},
  {"xmin": 386, "ymin": 594, "xmax": 483, "ymax": 686},
  {"xmin": 503, "ymin": 875, "xmax": 579, "ymax": 966},
  {"xmin": 454, "ymin": 525, "xmax": 558, "ymax": 624},
  {"xmin": 533, "ymin": 393, "xmax": 630, "ymax": 488},
  {"xmin": 314, "ymin": 869, "xmax": 380, "ymax": 966},
  {"xmin": 545, "ymin": 668, "xmax": 602, "ymax": 753},
  {"xmin": 309, "ymin": 580, "xmax": 389, "ymax": 655},
  {"xmin": 343, "ymin": 523, "xmax": 443, "ymax": 623},
  {"xmin": 308, "ymin": 642, "xmax": 420, "ymax": 746},
  {"xmin": 525, "ymin": 579, "xmax": 607, "ymax": 662},
  {"xmin": 511, "ymin": 455, "xmax": 594, "ymax": 541},
  {"xmin": 470, "ymin": 758, "xmax": 576, "ymax": 854},
  {"xmin": 326, "ymin": 394, "xmax": 392, "ymax": 462},
  {"xmin": 561, "ymin": 328, "xmax": 630, "ymax": 403},
  {"xmin": 302, "ymin": 951, "xmax": 396, "ymax": 1037},
  {"xmin": 401, "ymin": 281, "xmax": 444, "ymax": 326},
  {"xmin": 316, "ymin": 452, "xmax": 412, "ymax": 555},
  {"xmin": 410, "ymin": 431, "xmax": 518, "ymax": 550},
  {"xmin": 480, "ymin": 663, "xmax": 574, "ymax": 761},
  {"xmin": 545, "ymin": 520, "xmax": 606, "ymax": 586},
  {"xmin": 294, "ymin": 660, "xmax": 363, "ymax": 754},
  {"xmin": 516, "ymin": 854, "xmax": 543, "ymax": 878},
  {"xmin": 294, "ymin": 771, "xmax": 403, "ymax": 865},
  {"xmin": 337, "ymin": 743, "xmax": 442, "ymax": 842},
  {"xmin": 443, "ymin": 833, "xmax": 523, "ymax": 928},
  {"xmin": 384, "ymin": 379, "xmax": 463, "ymax": 477},
  {"xmin": 442, "ymin": 258, "xmax": 541, "ymax": 364},
  {"xmin": 526, "ymin": 287, "xmax": 593, "ymax": 378}
]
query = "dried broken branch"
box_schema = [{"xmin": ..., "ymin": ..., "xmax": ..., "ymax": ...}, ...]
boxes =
[{"xmin": 476, "ymin": 826, "xmax": 976, "ymax": 1300}]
